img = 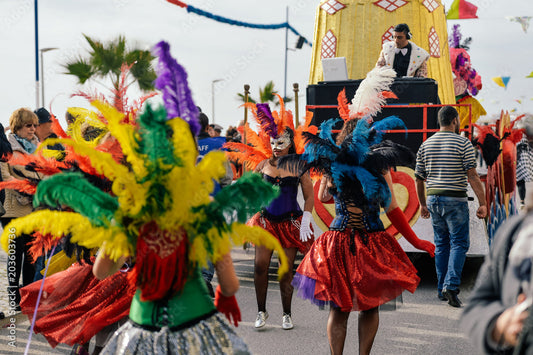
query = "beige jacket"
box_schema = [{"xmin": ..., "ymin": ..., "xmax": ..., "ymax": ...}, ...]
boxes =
[{"xmin": 1, "ymin": 133, "xmax": 41, "ymax": 218}]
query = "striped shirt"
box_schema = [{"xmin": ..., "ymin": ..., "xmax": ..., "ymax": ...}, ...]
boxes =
[
  {"xmin": 415, "ymin": 131, "xmax": 477, "ymax": 193},
  {"xmin": 516, "ymin": 136, "xmax": 533, "ymax": 182}
]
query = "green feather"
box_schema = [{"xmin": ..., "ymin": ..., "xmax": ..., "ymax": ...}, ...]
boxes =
[
  {"xmin": 34, "ymin": 172, "xmax": 119, "ymax": 227},
  {"xmin": 191, "ymin": 172, "xmax": 279, "ymax": 234},
  {"xmin": 137, "ymin": 104, "xmax": 178, "ymax": 167},
  {"xmin": 213, "ymin": 172, "xmax": 279, "ymax": 223}
]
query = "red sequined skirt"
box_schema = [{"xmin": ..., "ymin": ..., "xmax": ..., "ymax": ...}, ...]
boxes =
[
  {"xmin": 292, "ymin": 229, "xmax": 420, "ymax": 312},
  {"xmin": 20, "ymin": 260, "xmax": 136, "ymax": 347},
  {"xmin": 247, "ymin": 213, "xmax": 313, "ymax": 253}
]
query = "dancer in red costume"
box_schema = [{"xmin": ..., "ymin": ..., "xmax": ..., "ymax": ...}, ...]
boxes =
[
  {"xmin": 20, "ymin": 258, "xmax": 134, "ymax": 352},
  {"xmin": 286, "ymin": 67, "xmax": 435, "ymax": 354},
  {"xmin": 225, "ymin": 101, "xmax": 315, "ymax": 330},
  {"xmin": 2, "ymin": 41, "xmax": 288, "ymax": 355}
]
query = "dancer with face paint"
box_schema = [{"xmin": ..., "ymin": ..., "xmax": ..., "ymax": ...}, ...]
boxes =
[{"xmin": 224, "ymin": 99, "xmax": 316, "ymax": 330}]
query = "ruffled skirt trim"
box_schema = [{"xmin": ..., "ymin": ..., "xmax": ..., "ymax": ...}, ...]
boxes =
[
  {"xmin": 247, "ymin": 213, "xmax": 313, "ymax": 253},
  {"xmin": 293, "ymin": 229, "xmax": 420, "ymax": 312},
  {"xmin": 101, "ymin": 313, "xmax": 250, "ymax": 354},
  {"xmin": 20, "ymin": 261, "xmax": 135, "ymax": 347}
]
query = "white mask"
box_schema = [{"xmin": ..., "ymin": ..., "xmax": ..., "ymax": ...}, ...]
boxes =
[{"xmin": 270, "ymin": 131, "xmax": 291, "ymax": 151}]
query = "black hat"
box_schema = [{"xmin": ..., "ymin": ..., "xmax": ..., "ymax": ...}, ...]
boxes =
[{"xmin": 34, "ymin": 107, "xmax": 51, "ymax": 124}]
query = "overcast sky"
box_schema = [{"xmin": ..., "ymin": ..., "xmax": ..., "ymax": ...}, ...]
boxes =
[{"xmin": 0, "ymin": 0, "xmax": 531, "ymax": 132}]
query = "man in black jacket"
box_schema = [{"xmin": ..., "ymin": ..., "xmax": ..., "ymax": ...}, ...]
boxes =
[{"xmin": 462, "ymin": 211, "xmax": 533, "ymax": 354}]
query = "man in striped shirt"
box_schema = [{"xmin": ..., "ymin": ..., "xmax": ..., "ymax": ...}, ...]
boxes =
[{"xmin": 415, "ymin": 106, "xmax": 487, "ymax": 308}]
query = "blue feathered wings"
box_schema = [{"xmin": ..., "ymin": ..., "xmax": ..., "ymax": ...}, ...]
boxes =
[{"xmin": 278, "ymin": 116, "xmax": 415, "ymax": 209}]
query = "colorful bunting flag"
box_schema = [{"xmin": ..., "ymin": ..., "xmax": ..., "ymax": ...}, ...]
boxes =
[
  {"xmin": 506, "ymin": 16, "xmax": 532, "ymax": 34},
  {"xmin": 446, "ymin": 0, "xmax": 478, "ymax": 19},
  {"xmin": 526, "ymin": 71, "xmax": 533, "ymax": 78},
  {"xmin": 165, "ymin": 0, "xmax": 311, "ymax": 46},
  {"xmin": 491, "ymin": 76, "xmax": 510, "ymax": 89}
]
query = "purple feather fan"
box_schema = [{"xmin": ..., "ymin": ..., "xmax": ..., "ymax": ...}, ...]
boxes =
[
  {"xmin": 256, "ymin": 103, "xmax": 278, "ymax": 138},
  {"xmin": 449, "ymin": 24, "xmax": 462, "ymax": 49},
  {"xmin": 152, "ymin": 41, "xmax": 200, "ymax": 136}
]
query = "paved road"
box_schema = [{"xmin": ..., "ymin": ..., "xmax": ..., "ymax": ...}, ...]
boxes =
[{"xmin": 0, "ymin": 247, "xmax": 483, "ymax": 354}]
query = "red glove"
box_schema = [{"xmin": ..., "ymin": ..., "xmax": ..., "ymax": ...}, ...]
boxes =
[
  {"xmin": 386, "ymin": 207, "xmax": 435, "ymax": 257},
  {"xmin": 214, "ymin": 285, "xmax": 241, "ymax": 327}
]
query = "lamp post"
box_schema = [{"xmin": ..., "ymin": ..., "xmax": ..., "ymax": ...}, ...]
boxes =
[
  {"xmin": 211, "ymin": 79, "xmax": 223, "ymax": 123},
  {"xmin": 40, "ymin": 47, "xmax": 58, "ymax": 108},
  {"xmin": 34, "ymin": 0, "xmax": 39, "ymax": 108}
]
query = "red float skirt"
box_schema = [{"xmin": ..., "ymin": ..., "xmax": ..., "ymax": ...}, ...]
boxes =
[
  {"xmin": 20, "ymin": 260, "xmax": 136, "ymax": 347},
  {"xmin": 292, "ymin": 228, "xmax": 420, "ymax": 312},
  {"xmin": 247, "ymin": 212, "xmax": 313, "ymax": 253}
]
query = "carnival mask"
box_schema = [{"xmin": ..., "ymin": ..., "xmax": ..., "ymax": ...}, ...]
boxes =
[{"xmin": 270, "ymin": 131, "xmax": 291, "ymax": 151}]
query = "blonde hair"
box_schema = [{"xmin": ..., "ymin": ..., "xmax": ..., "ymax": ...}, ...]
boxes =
[{"xmin": 9, "ymin": 108, "xmax": 38, "ymax": 134}]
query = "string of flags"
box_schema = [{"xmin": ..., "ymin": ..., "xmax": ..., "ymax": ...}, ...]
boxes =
[
  {"xmin": 166, "ymin": 0, "xmax": 311, "ymax": 47},
  {"xmin": 506, "ymin": 16, "xmax": 532, "ymax": 34},
  {"xmin": 492, "ymin": 76, "xmax": 511, "ymax": 89},
  {"xmin": 446, "ymin": 1, "xmax": 531, "ymax": 36},
  {"xmin": 446, "ymin": 0, "xmax": 478, "ymax": 19}
]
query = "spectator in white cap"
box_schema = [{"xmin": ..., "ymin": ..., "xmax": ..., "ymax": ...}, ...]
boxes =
[{"xmin": 209, "ymin": 123, "xmax": 223, "ymax": 137}]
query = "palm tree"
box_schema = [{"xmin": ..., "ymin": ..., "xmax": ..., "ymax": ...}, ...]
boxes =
[
  {"xmin": 64, "ymin": 34, "xmax": 156, "ymax": 95},
  {"xmin": 237, "ymin": 80, "xmax": 292, "ymax": 106}
]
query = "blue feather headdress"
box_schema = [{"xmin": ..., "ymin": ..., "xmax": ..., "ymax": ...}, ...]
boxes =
[{"xmin": 279, "ymin": 115, "xmax": 414, "ymax": 209}]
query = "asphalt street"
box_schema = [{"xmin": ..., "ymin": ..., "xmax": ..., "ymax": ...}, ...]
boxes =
[{"xmin": 0, "ymin": 245, "xmax": 484, "ymax": 355}]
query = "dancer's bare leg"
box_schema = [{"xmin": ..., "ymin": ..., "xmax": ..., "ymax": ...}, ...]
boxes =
[
  {"xmin": 327, "ymin": 307, "xmax": 350, "ymax": 355},
  {"xmin": 358, "ymin": 307, "xmax": 379, "ymax": 355},
  {"xmin": 254, "ymin": 245, "xmax": 273, "ymax": 312},
  {"xmin": 280, "ymin": 247, "xmax": 297, "ymax": 314}
]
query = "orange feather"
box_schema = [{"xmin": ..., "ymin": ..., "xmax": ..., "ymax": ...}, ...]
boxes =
[
  {"xmin": 274, "ymin": 94, "xmax": 294, "ymax": 134},
  {"xmin": 337, "ymin": 89, "xmax": 350, "ymax": 122},
  {"xmin": 381, "ymin": 91, "xmax": 398, "ymax": 99},
  {"xmin": 224, "ymin": 142, "xmax": 268, "ymax": 171},
  {"xmin": 294, "ymin": 111, "xmax": 317, "ymax": 154},
  {"xmin": 50, "ymin": 114, "xmax": 68, "ymax": 138},
  {"xmin": 0, "ymin": 179, "xmax": 37, "ymax": 195},
  {"xmin": 243, "ymin": 124, "xmax": 271, "ymax": 158}
]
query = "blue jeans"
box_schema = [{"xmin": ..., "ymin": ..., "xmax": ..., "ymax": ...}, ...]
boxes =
[{"xmin": 427, "ymin": 195, "xmax": 470, "ymax": 292}]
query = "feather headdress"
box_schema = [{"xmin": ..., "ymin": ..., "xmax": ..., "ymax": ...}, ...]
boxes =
[
  {"xmin": 152, "ymin": 41, "xmax": 200, "ymax": 135},
  {"xmin": 349, "ymin": 66, "xmax": 397, "ymax": 119},
  {"xmin": 279, "ymin": 65, "xmax": 411, "ymax": 204},
  {"xmin": 1, "ymin": 41, "xmax": 288, "ymax": 302},
  {"xmin": 224, "ymin": 95, "xmax": 315, "ymax": 171},
  {"xmin": 279, "ymin": 116, "xmax": 413, "ymax": 207}
]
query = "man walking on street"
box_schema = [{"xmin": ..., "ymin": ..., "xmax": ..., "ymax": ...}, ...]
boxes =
[{"xmin": 415, "ymin": 106, "xmax": 487, "ymax": 307}]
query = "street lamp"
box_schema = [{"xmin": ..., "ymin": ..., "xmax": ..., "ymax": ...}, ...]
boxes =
[
  {"xmin": 211, "ymin": 79, "xmax": 223, "ymax": 123},
  {"xmin": 40, "ymin": 47, "xmax": 58, "ymax": 108}
]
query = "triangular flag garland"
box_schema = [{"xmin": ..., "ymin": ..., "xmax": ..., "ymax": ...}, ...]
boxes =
[
  {"xmin": 491, "ymin": 76, "xmax": 511, "ymax": 89},
  {"xmin": 506, "ymin": 16, "xmax": 532, "ymax": 34},
  {"xmin": 446, "ymin": 0, "xmax": 478, "ymax": 20}
]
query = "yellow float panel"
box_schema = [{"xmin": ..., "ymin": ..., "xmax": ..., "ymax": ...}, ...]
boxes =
[{"xmin": 309, "ymin": 0, "xmax": 455, "ymax": 105}]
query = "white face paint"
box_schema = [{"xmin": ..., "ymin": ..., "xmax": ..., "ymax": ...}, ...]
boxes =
[{"xmin": 270, "ymin": 131, "xmax": 291, "ymax": 152}]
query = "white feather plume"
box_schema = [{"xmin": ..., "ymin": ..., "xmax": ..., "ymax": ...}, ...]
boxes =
[{"xmin": 349, "ymin": 67, "xmax": 397, "ymax": 119}]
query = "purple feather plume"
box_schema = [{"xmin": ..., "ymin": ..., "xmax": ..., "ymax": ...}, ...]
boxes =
[
  {"xmin": 449, "ymin": 24, "xmax": 462, "ymax": 49},
  {"xmin": 256, "ymin": 103, "xmax": 278, "ymax": 138},
  {"xmin": 152, "ymin": 41, "xmax": 200, "ymax": 136}
]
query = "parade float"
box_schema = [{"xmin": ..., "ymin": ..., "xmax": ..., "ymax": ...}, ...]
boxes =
[
  {"xmin": 305, "ymin": 0, "xmax": 521, "ymax": 256},
  {"xmin": 165, "ymin": 0, "xmax": 524, "ymax": 255}
]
